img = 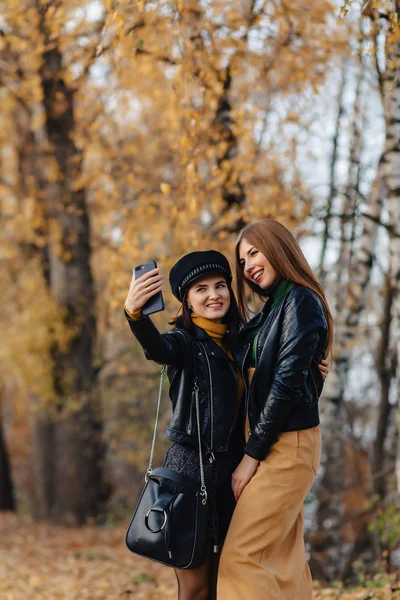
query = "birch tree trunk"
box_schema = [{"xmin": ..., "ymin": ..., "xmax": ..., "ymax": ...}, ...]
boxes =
[
  {"xmin": 314, "ymin": 24, "xmax": 394, "ymax": 576},
  {"xmin": 319, "ymin": 66, "xmax": 347, "ymax": 283},
  {"xmin": 384, "ymin": 40, "xmax": 400, "ymax": 493},
  {"xmin": 320, "ymin": 111, "xmax": 388, "ymax": 426},
  {"xmin": 373, "ymin": 275, "xmax": 395, "ymax": 499},
  {"xmin": 337, "ymin": 59, "xmax": 364, "ymax": 282}
]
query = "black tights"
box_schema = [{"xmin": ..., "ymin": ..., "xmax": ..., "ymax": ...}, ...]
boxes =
[{"xmin": 174, "ymin": 554, "xmax": 219, "ymax": 600}]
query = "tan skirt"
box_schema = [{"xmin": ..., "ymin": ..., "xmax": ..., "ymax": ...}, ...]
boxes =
[{"xmin": 217, "ymin": 426, "xmax": 321, "ymax": 600}]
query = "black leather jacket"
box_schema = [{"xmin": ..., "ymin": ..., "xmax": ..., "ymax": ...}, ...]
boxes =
[
  {"xmin": 126, "ymin": 314, "xmax": 241, "ymax": 456},
  {"xmin": 238, "ymin": 285, "xmax": 328, "ymax": 462}
]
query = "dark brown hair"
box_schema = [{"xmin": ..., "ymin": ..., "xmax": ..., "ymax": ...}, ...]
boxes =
[
  {"xmin": 235, "ymin": 219, "xmax": 334, "ymax": 356},
  {"xmin": 169, "ymin": 274, "xmax": 243, "ymax": 344}
]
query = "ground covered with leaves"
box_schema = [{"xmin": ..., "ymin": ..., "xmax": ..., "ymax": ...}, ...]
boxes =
[{"xmin": 0, "ymin": 514, "xmax": 399, "ymax": 599}]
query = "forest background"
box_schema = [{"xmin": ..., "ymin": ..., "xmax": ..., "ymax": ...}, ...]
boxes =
[{"xmin": 0, "ymin": 0, "xmax": 400, "ymax": 594}]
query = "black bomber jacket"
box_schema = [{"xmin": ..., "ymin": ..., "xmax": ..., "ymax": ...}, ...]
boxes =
[
  {"xmin": 238, "ymin": 284, "xmax": 328, "ymax": 462},
  {"xmin": 125, "ymin": 314, "xmax": 242, "ymax": 456}
]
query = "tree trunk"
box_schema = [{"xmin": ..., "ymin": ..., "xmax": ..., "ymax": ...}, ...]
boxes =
[
  {"xmin": 337, "ymin": 57, "xmax": 364, "ymax": 282},
  {"xmin": 319, "ymin": 65, "xmax": 347, "ymax": 283},
  {"xmin": 314, "ymin": 34, "xmax": 392, "ymax": 577},
  {"xmin": 320, "ymin": 119, "xmax": 388, "ymax": 429},
  {"xmin": 29, "ymin": 22, "xmax": 110, "ymax": 523},
  {"xmin": 0, "ymin": 411, "xmax": 15, "ymax": 512},
  {"xmin": 376, "ymin": 10, "xmax": 400, "ymax": 495},
  {"xmin": 212, "ymin": 65, "xmax": 246, "ymax": 212},
  {"xmin": 373, "ymin": 275, "xmax": 395, "ymax": 499},
  {"xmin": 386, "ymin": 78, "xmax": 400, "ymax": 492}
]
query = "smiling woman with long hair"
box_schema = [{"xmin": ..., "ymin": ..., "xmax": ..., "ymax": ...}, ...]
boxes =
[{"xmin": 218, "ymin": 219, "xmax": 333, "ymax": 600}]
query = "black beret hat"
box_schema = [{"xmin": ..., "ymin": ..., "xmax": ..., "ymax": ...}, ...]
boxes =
[{"xmin": 169, "ymin": 250, "xmax": 232, "ymax": 301}]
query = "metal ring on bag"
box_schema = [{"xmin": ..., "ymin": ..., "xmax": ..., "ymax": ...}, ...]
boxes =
[
  {"xmin": 145, "ymin": 508, "xmax": 168, "ymax": 533},
  {"xmin": 200, "ymin": 486, "xmax": 208, "ymax": 505}
]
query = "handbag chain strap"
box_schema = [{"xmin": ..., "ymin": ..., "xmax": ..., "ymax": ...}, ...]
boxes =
[
  {"xmin": 146, "ymin": 364, "xmax": 167, "ymax": 481},
  {"xmin": 145, "ymin": 363, "xmax": 208, "ymax": 505},
  {"xmin": 194, "ymin": 381, "xmax": 207, "ymax": 504}
]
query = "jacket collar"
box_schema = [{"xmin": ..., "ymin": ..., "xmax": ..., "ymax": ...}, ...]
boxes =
[
  {"xmin": 192, "ymin": 325, "xmax": 209, "ymax": 341},
  {"xmin": 241, "ymin": 296, "xmax": 274, "ymax": 333},
  {"xmin": 192, "ymin": 325, "xmax": 236, "ymax": 361},
  {"xmin": 240, "ymin": 280, "xmax": 295, "ymax": 334}
]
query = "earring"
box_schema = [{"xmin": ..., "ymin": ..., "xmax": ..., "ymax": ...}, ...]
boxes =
[{"xmin": 188, "ymin": 305, "xmax": 192, "ymax": 310}]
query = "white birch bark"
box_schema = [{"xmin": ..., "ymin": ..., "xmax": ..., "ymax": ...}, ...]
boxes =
[
  {"xmin": 320, "ymin": 85, "xmax": 390, "ymax": 428},
  {"xmin": 319, "ymin": 66, "xmax": 347, "ymax": 284},
  {"xmin": 337, "ymin": 60, "xmax": 364, "ymax": 282},
  {"xmin": 383, "ymin": 40, "xmax": 400, "ymax": 492}
]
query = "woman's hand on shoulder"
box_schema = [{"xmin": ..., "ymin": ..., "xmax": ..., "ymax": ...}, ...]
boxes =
[
  {"xmin": 319, "ymin": 358, "xmax": 329, "ymax": 380},
  {"xmin": 125, "ymin": 268, "xmax": 163, "ymax": 314},
  {"xmin": 231, "ymin": 454, "xmax": 259, "ymax": 502}
]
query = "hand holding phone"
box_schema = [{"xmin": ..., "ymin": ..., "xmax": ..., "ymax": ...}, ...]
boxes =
[{"xmin": 125, "ymin": 260, "xmax": 164, "ymax": 316}]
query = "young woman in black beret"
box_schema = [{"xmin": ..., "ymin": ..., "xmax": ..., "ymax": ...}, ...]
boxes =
[
  {"xmin": 217, "ymin": 219, "xmax": 334, "ymax": 600},
  {"xmin": 124, "ymin": 248, "xmax": 329, "ymax": 600},
  {"xmin": 124, "ymin": 251, "xmax": 245, "ymax": 600}
]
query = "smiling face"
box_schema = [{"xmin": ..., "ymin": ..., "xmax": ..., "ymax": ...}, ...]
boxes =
[
  {"xmin": 186, "ymin": 274, "xmax": 231, "ymax": 323},
  {"xmin": 239, "ymin": 238, "xmax": 279, "ymax": 290}
]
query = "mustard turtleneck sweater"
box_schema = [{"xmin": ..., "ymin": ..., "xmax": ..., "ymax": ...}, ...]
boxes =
[{"xmin": 191, "ymin": 313, "xmax": 233, "ymax": 358}]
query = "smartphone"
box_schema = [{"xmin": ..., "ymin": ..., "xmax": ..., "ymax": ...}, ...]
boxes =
[{"xmin": 134, "ymin": 260, "xmax": 164, "ymax": 316}]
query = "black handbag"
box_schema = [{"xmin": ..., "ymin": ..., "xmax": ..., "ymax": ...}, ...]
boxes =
[{"xmin": 126, "ymin": 365, "xmax": 214, "ymax": 569}]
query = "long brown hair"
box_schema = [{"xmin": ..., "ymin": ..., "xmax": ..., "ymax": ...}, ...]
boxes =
[{"xmin": 235, "ymin": 219, "xmax": 334, "ymax": 357}]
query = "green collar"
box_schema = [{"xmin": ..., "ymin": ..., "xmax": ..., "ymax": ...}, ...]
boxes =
[{"xmin": 268, "ymin": 278, "xmax": 295, "ymax": 308}]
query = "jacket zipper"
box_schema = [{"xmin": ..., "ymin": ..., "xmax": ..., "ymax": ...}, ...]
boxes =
[
  {"xmin": 187, "ymin": 390, "xmax": 195, "ymax": 435},
  {"xmin": 255, "ymin": 306, "xmax": 278, "ymax": 364},
  {"xmin": 173, "ymin": 330, "xmax": 213, "ymax": 454},
  {"xmin": 176, "ymin": 329, "xmax": 194, "ymax": 435},
  {"xmin": 199, "ymin": 342, "xmax": 214, "ymax": 460},
  {"xmin": 241, "ymin": 342, "xmax": 251, "ymax": 438},
  {"xmin": 310, "ymin": 364, "xmax": 319, "ymax": 398},
  {"xmin": 174, "ymin": 330, "xmax": 197, "ymax": 436},
  {"xmin": 226, "ymin": 367, "xmax": 238, "ymax": 443},
  {"xmin": 249, "ymin": 307, "xmax": 279, "ymax": 436}
]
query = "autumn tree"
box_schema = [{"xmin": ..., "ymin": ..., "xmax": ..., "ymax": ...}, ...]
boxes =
[{"xmin": 0, "ymin": 0, "xmax": 113, "ymax": 523}]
